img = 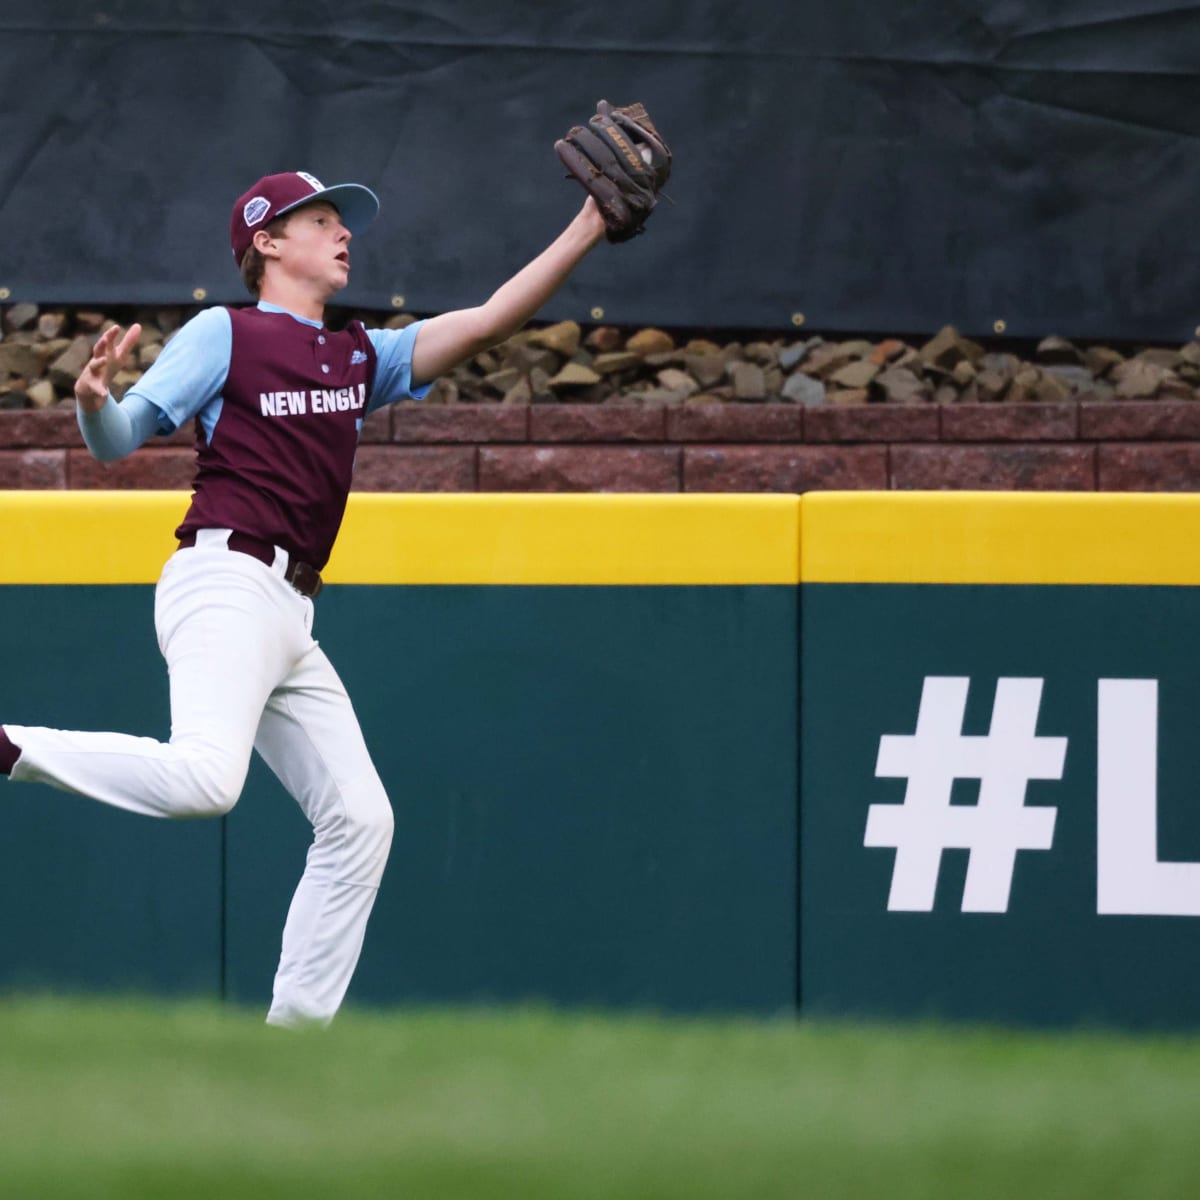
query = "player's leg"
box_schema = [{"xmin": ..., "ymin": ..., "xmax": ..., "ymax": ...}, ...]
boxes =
[
  {"xmin": 3, "ymin": 545, "xmax": 305, "ymax": 818},
  {"xmin": 253, "ymin": 641, "xmax": 394, "ymax": 1027}
]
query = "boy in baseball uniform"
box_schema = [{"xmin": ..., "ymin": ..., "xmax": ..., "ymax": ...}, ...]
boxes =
[{"xmin": 0, "ymin": 172, "xmax": 607, "ymax": 1026}]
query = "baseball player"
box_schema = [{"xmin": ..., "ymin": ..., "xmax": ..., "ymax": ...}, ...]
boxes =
[{"xmin": 0, "ymin": 108, "xmax": 670, "ymax": 1027}]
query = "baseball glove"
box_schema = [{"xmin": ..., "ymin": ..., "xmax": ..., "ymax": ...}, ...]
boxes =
[{"xmin": 555, "ymin": 100, "xmax": 672, "ymax": 243}]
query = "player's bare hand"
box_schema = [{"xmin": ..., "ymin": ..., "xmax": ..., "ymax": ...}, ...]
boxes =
[{"xmin": 74, "ymin": 322, "xmax": 142, "ymax": 413}]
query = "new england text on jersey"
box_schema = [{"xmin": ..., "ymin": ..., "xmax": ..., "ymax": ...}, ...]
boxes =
[{"xmin": 259, "ymin": 383, "xmax": 367, "ymax": 417}]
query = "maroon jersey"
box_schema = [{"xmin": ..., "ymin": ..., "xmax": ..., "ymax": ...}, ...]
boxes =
[{"xmin": 176, "ymin": 306, "xmax": 377, "ymax": 569}]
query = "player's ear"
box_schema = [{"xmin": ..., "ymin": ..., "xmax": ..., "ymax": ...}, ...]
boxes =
[{"xmin": 252, "ymin": 227, "xmax": 283, "ymax": 258}]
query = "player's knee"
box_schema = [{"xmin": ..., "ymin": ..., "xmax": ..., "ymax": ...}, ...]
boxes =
[
  {"xmin": 349, "ymin": 783, "xmax": 394, "ymax": 854},
  {"xmin": 331, "ymin": 775, "xmax": 393, "ymax": 884},
  {"xmin": 177, "ymin": 757, "xmax": 245, "ymax": 817},
  {"xmin": 366, "ymin": 790, "xmax": 395, "ymax": 847}
]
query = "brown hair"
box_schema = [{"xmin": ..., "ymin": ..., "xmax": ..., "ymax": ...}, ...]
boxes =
[{"xmin": 239, "ymin": 214, "xmax": 290, "ymax": 297}]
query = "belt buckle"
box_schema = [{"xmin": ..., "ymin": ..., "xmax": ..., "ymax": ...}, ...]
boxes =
[{"xmin": 287, "ymin": 561, "xmax": 323, "ymax": 598}]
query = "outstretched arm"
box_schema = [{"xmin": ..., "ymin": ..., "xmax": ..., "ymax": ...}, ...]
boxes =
[
  {"xmin": 410, "ymin": 198, "xmax": 606, "ymax": 386},
  {"xmin": 74, "ymin": 310, "xmax": 232, "ymax": 461}
]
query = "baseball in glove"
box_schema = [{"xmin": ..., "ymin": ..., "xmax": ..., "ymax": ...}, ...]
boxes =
[{"xmin": 555, "ymin": 100, "xmax": 672, "ymax": 243}]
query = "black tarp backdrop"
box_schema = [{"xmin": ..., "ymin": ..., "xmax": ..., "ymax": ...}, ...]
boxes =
[{"xmin": 1, "ymin": 1, "xmax": 1199, "ymax": 339}]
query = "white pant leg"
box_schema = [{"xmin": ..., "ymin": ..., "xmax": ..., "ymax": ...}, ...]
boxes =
[
  {"xmin": 253, "ymin": 643, "xmax": 394, "ymax": 1028},
  {"xmin": 8, "ymin": 545, "xmax": 307, "ymax": 818}
]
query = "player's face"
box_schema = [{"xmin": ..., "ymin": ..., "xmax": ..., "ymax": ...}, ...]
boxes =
[{"xmin": 275, "ymin": 202, "xmax": 352, "ymax": 296}]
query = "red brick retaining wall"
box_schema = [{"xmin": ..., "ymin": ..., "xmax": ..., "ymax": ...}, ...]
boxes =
[{"xmin": 3, "ymin": 400, "xmax": 1200, "ymax": 492}]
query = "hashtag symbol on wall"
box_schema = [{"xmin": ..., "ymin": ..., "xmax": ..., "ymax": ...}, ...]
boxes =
[{"xmin": 864, "ymin": 677, "xmax": 1068, "ymax": 913}]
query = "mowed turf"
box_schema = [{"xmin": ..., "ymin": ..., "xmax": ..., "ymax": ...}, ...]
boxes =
[{"xmin": 1, "ymin": 996, "xmax": 1199, "ymax": 1199}]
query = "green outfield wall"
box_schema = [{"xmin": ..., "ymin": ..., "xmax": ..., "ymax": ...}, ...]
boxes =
[
  {"xmin": 0, "ymin": 494, "xmax": 799, "ymax": 1016},
  {"xmin": 4, "ymin": 491, "xmax": 1200, "ymax": 1028},
  {"xmin": 801, "ymin": 494, "xmax": 1200, "ymax": 1030}
]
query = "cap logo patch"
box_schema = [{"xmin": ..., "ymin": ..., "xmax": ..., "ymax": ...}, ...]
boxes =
[
  {"xmin": 243, "ymin": 196, "xmax": 271, "ymax": 227},
  {"xmin": 296, "ymin": 172, "xmax": 324, "ymax": 191}
]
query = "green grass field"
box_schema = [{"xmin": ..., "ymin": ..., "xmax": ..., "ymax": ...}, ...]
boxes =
[{"xmin": 2, "ymin": 996, "xmax": 1199, "ymax": 1199}]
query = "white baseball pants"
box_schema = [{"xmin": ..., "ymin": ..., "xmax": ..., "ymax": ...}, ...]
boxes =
[{"xmin": 7, "ymin": 529, "xmax": 394, "ymax": 1027}]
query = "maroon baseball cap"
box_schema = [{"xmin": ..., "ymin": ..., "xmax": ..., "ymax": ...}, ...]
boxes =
[{"xmin": 230, "ymin": 171, "xmax": 380, "ymax": 263}]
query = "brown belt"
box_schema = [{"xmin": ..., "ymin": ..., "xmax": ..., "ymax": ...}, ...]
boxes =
[{"xmin": 177, "ymin": 531, "xmax": 323, "ymax": 598}]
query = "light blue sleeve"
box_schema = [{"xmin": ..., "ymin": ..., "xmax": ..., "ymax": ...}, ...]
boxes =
[
  {"xmin": 365, "ymin": 320, "xmax": 434, "ymax": 413},
  {"xmin": 77, "ymin": 393, "xmax": 163, "ymax": 462},
  {"xmin": 122, "ymin": 306, "xmax": 233, "ymax": 434}
]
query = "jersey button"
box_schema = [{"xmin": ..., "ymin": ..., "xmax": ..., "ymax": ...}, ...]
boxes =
[
  {"xmin": 320, "ymin": 364, "xmax": 330, "ymax": 374},
  {"xmin": 318, "ymin": 335, "xmax": 326, "ymax": 345}
]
